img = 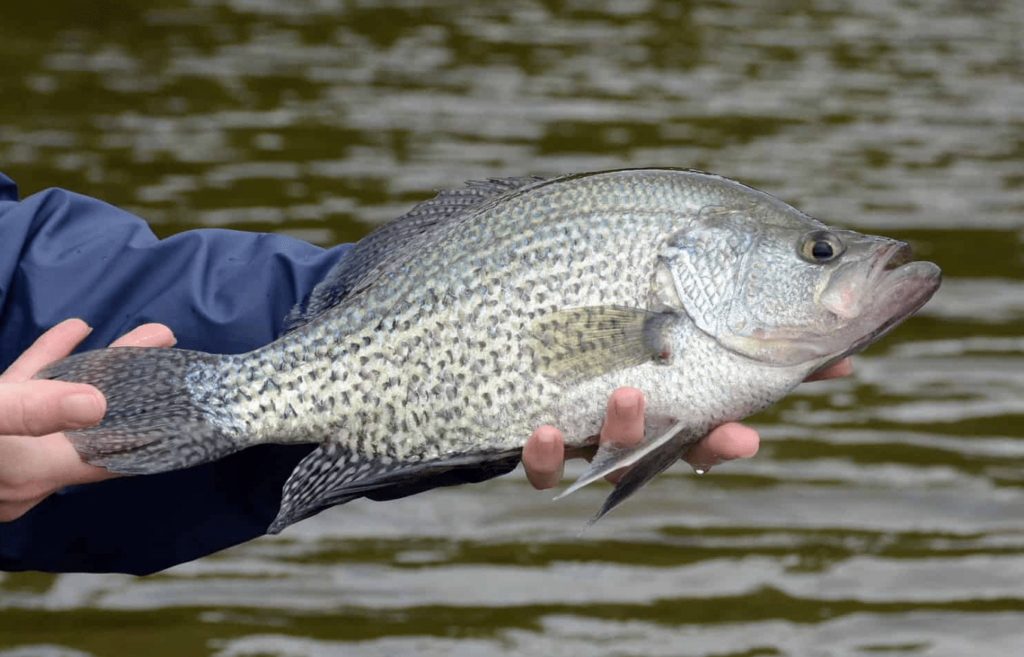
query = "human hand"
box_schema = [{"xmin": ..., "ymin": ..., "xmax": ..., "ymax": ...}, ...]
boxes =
[
  {"xmin": 521, "ymin": 358, "xmax": 853, "ymax": 489},
  {"xmin": 0, "ymin": 318, "xmax": 175, "ymax": 522}
]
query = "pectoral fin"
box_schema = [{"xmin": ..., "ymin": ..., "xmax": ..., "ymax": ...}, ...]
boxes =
[{"xmin": 529, "ymin": 306, "xmax": 679, "ymax": 382}]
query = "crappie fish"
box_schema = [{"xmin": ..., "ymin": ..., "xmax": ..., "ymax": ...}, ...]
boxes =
[{"xmin": 38, "ymin": 169, "xmax": 941, "ymax": 534}]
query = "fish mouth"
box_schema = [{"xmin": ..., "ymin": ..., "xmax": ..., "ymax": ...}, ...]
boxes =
[
  {"xmin": 883, "ymin": 243, "xmax": 914, "ymax": 270},
  {"xmin": 820, "ymin": 243, "xmax": 941, "ymax": 368}
]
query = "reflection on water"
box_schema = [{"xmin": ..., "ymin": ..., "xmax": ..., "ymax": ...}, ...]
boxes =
[{"xmin": 2, "ymin": 0, "xmax": 1023, "ymax": 656}]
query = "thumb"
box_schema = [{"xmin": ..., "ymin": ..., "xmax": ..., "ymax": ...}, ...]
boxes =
[{"xmin": 0, "ymin": 380, "xmax": 106, "ymax": 437}]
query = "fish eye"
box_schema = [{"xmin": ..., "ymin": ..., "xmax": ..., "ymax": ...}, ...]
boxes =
[
  {"xmin": 800, "ymin": 231, "xmax": 845, "ymax": 264},
  {"xmin": 812, "ymin": 241, "xmax": 834, "ymax": 259}
]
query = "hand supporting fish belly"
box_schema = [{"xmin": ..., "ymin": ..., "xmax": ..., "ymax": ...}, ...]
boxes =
[
  {"xmin": 525, "ymin": 358, "xmax": 850, "ymax": 524},
  {"xmin": 36, "ymin": 169, "xmax": 941, "ymax": 534}
]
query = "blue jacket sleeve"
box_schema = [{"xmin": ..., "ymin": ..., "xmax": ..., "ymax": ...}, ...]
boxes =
[{"xmin": 0, "ymin": 172, "xmax": 351, "ymax": 575}]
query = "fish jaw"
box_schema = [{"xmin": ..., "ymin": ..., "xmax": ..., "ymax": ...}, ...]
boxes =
[{"xmin": 817, "ymin": 246, "xmax": 942, "ymax": 365}]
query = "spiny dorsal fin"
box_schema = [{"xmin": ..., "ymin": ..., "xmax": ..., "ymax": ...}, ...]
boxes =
[
  {"xmin": 283, "ymin": 176, "xmax": 547, "ymax": 333},
  {"xmin": 529, "ymin": 306, "xmax": 681, "ymax": 383}
]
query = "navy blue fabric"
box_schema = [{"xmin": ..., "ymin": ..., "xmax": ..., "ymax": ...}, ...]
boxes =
[{"xmin": 0, "ymin": 171, "xmax": 351, "ymax": 574}]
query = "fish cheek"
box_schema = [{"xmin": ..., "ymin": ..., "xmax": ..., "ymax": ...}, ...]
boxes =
[
  {"xmin": 727, "ymin": 257, "xmax": 810, "ymax": 336},
  {"xmin": 722, "ymin": 263, "xmax": 841, "ymax": 366}
]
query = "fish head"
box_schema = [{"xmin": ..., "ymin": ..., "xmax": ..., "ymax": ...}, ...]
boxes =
[{"xmin": 656, "ymin": 203, "xmax": 941, "ymax": 370}]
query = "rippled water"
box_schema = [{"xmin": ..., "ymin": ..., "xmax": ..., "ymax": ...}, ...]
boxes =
[{"xmin": 2, "ymin": 0, "xmax": 1023, "ymax": 655}]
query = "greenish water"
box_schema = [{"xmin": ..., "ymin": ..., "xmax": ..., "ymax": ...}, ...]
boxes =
[{"xmin": 2, "ymin": 0, "xmax": 1023, "ymax": 655}]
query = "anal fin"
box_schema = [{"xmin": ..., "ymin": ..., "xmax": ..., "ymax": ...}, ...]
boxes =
[{"xmin": 269, "ymin": 444, "xmax": 522, "ymax": 534}]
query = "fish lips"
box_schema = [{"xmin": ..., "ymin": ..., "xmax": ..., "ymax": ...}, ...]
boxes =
[
  {"xmin": 815, "ymin": 244, "xmax": 942, "ymax": 370},
  {"xmin": 849, "ymin": 253, "xmax": 941, "ymax": 353}
]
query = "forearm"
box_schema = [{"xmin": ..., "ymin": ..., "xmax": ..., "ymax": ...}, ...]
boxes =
[
  {"xmin": 1, "ymin": 184, "xmax": 349, "ymax": 362},
  {"xmin": 0, "ymin": 173, "xmax": 350, "ymax": 574}
]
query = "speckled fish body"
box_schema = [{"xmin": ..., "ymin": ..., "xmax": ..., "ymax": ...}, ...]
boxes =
[{"xmin": 39, "ymin": 169, "xmax": 942, "ymax": 533}]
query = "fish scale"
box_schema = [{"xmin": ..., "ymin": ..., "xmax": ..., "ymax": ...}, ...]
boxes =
[{"xmin": 37, "ymin": 168, "xmax": 941, "ymax": 533}]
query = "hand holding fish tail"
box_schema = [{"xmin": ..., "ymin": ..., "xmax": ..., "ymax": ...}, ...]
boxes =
[
  {"xmin": 0, "ymin": 319, "xmax": 175, "ymax": 522},
  {"xmin": 521, "ymin": 358, "xmax": 852, "ymax": 490}
]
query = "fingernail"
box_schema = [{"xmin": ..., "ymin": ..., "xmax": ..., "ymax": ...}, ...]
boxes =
[
  {"xmin": 614, "ymin": 394, "xmax": 638, "ymax": 420},
  {"xmin": 60, "ymin": 393, "xmax": 104, "ymax": 426},
  {"xmin": 68, "ymin": 318, "xmax": 94, "ymax": 336},
  {"xmin": 142, "ymin": 334, "xmax": 177, "ymax": 347}
]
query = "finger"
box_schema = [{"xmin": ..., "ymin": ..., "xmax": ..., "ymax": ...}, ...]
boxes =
[
  {"xmin": 804, "ymin": 358, "xmax": 852, "ymax": 382},
  {"xmin": 0, "ymin": 497, "xmax": 47, "ymax": 523},
  {"xmin": 108, "ymin": 323, "xmax": 176, "ymax": 349},
  {"xmin": 0, "ymin": 319, "xmax": 92, "ymax": 383},
  {"xmin": 683, "ymin": 422, "xmax": 759, "ymax": 472},
  {"xmin": 30, "ymin": 432, "xmax": 120, "ymax": 488},
  {"xmin": 0, "ymin": 431, "xmax": 118, "ymax": 522},
  {"xmin": 0, "ymin": 380, "xmax": 106, "ymax": 436},
  {"xmin": 522, "ymin": 426, "xmax": 565, "ymax": 490},
  {"xmin": 599, "ymin": 388, "xmax": 645, "ymax": 448},
  {"xmin": 600, "ymin": 387, "xmax": 645, "ymax": 484}
]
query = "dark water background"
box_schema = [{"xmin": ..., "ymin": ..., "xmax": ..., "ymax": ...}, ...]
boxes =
[{"xmin": 2, "ymin": 1, "xmax": 1023, "ymax": 655}]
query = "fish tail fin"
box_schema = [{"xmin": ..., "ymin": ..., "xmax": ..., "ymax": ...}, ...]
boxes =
[{"xmin": 36, "ymin": 347, "xmax": 245, "ymax": 475}]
